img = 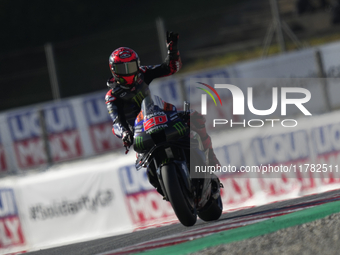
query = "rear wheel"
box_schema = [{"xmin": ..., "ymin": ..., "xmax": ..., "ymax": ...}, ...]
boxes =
[
  {"xmin": 198, "ymin": 195, "xmax": 223, "ymax": 221},
  {"xmin": 161, "ymin": 163, "xmax": 197, "ymax": 226}
]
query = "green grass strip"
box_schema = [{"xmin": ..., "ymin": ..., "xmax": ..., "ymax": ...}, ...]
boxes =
[{"xmin": 135, "ymin": 200, "xmax": 340, "ymax": 255}]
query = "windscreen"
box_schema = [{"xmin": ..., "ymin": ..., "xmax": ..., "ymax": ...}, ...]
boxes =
[{"xmin": 140, "ymin": 95, "xmax": 164, "ymax": 118}]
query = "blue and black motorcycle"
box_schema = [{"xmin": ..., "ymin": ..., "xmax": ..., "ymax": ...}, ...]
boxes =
[{"xmin": 133, "ymin": 95, "xmax": 222, "ymax": 227}]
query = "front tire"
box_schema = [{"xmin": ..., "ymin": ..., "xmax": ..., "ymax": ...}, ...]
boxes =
[{"xmin": 161, "ymin": 164, "xmax": 197, "ymax": 226}]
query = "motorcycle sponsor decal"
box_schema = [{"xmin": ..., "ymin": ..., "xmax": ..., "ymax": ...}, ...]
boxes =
[
  {"xmin": 0, "ymin": 189, "xmax": 25, "ymax": 248},
  {"xmin": 146, "ymin": 125, "xmax": 168, "ymax": 134},
  {"xmin": 7, "ymin": 104, "xmax": 83, "ymax": 169},
  {"xmin": 119, "ymin": 165, "xmax": 175, "ymax": 226},
  {"xmin": 134, "ymin": 125, "xmax": 143, "ymax": 132},
  {"xmin": 136, "ymin": 112, "xmax": 144, "ymax": 124},
  {"xmin": 145, "ymin": 112, "xmax": 166, "ymax": 118},
  {"xmin": 143, "ymin": 115, "xmax": 168, "ymax": 131},
  {"xmin": 83, "ymin": 94, "xmax": 121, "ymax": 153},
  {"xmin": 169, "ymin": 112, "xmax": 179, "ymax": 121},
  {"xmin": 173, "ymin": 122, "xmax": 186, "ymax": 136},
  {"xmin": 135, "ymin": 136, "xmax": 144, "ymax": 150},
  {"xmin": 29, "ymin": 189, "xmax": 114, "ymax": 221}
]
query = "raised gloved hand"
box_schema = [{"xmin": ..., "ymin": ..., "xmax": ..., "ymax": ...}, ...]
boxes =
[
  {"xmin": 166, "ymin": 31, "xmax": 179, "ymax": 54},
  {"xmin": 122, "ymin": 130, "xmax": 133, "ymax": 148}
]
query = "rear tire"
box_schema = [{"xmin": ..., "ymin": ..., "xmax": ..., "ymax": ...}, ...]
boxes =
[
  {"xmin": 161, "ymin": 164, "xmax": 197, "ymax": 226},
  {"xmin": 198, "ymin": 195, "xmax": 223, "ymax": 221}
]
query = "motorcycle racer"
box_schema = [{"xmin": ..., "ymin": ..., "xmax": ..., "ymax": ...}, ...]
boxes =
[
  {"xmin": 105, "ymin": 31, "xmax": 222, "ymax": 194},
  {"xmin": 105, "ymin": 32, "xmax": 181, "ymax": 148}
]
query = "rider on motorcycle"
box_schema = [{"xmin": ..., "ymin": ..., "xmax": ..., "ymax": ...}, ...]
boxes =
[{"xmin": 105, "ymin": 32, "xmax": 222, "ymax": 194}]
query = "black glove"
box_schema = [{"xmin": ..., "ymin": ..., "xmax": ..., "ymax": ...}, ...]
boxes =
[
  {"xmin": 122, "ymin": 131, "xmax": 133, "ymax": 148},
  {"xmin": 166, "ymin": 31, "xmax": 179, "ymax": 54}
]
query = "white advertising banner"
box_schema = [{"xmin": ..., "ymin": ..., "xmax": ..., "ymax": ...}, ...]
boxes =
[
  {"xmin": 6, "ymin": 101, "xmax": 84, "ymax": 170},
  {"xmin": 0, "ymin": 184, "xmax": 27, "ymax": 254},
  {"xmin": 117, "ymin": 163, "xmax": 177, "ymax": 229},
  {"xmin": 15, "ymin": 154, "xmax": 134, "ymax": 250}
]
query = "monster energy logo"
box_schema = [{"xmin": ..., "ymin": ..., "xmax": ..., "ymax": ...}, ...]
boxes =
[
  {"xmin": 132, "ymin": 92, "xmax": 145, "ymax": 107},
  {"xmin": 135, "ymin": 136, "xmax": 144, "ymax": 150},
  {"xmin": 173, "ymin": 122, "xmax": 186, "ymax": 136}
]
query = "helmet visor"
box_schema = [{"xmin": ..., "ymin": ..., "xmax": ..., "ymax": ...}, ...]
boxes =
[{"xmin": 112, "ymin": 61, "xmax": 138, "ymax": 75}]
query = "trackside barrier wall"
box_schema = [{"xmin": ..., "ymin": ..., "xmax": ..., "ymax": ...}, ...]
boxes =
[
  {"xmin": 1, "ymin": 41, "xmax": 340, "ymax": 173},
  {"xmin": 2, "ymin": 110, "xmax": 340, "ymax": 254},
  {"xmin": 0, "ymin": 153, "xmax": 136, "ymax": 254}
]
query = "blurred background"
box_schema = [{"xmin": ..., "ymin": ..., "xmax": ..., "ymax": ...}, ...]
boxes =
[
  {"xmin": 1, "ymin": 0, "xmax": 340, "ymax": 111},
  {"xmin": 2, "ymin": 1, "xmax": 340, "ymax": 252}
]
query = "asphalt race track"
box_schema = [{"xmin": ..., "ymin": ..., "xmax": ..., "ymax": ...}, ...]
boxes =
[{"xmin": 25, "ymin": 189, "xmax": 340, "ymax": 255}]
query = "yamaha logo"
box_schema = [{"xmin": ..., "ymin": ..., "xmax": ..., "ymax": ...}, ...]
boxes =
[{"xmin": 119, "ymin": 50, "xmax": 131, "ymax": 59}]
